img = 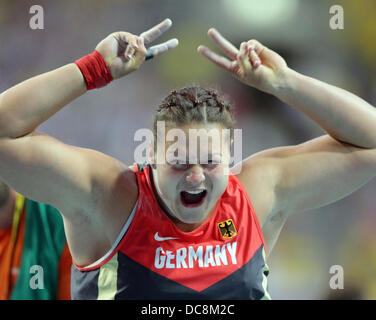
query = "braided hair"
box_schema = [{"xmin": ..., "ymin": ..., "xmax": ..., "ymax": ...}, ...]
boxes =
[{"xmin": 153, "ymin": 85, "xmax": 234, "ymax": 150}]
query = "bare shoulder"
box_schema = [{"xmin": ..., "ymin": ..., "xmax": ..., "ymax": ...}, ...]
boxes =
[
  {"xmin": 231, "ymin": 146, "xmax": 289, "ymax": 227},
  {"xmin": 231, "ymin": 134, "xmax": 376, "ymax": 229},
  {"xmin": 231, "ymin": 146, "xmax": 297, "ymax": 258},
  {"xmin": 83, "ymin": 155, "xmax": 138, "ymax": 240},
  {"xmin": 230, "ymin": 137, "xmax": 338, "ymax": 225},
  {"xmin": 62, "ymin": 155, "xmax": 139, "ymax": 267},
  {"xmin": 0, "ymin": 130, "xmax": 140, "ymax": 267},
  {"xmin": 231, "ymin": 135, "xmax": 376, "ymax": 257}
]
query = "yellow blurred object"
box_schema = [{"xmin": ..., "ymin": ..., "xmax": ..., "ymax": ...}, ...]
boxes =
[
  {"xmin": 271, "ymin": 232, "xmax": 322, "ymax": 277},
  {"xmin": 341, "ymin": 0, "xmax": 376, "ymax": 70},
  {"xmin": 337, "ymin": 219, "xmax": 376, "ymax": 299}
]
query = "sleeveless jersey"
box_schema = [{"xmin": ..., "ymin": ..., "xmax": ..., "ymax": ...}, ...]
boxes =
[
  {"xmin": 71, "ymin": 164, "xmax": 271, "ymax": 300},
  {"xmin": 0, "ymin": 194, "xmax": 71, "ymax": 300}
]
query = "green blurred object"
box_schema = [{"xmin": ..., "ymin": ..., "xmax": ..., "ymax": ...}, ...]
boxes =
[
  {"xmin": 156, "ymin": 23, "xmax": 223, "ymax": 86},
  {"xmin": 10, "ymin": 199, "xmax": 67, "ymax": 300}
]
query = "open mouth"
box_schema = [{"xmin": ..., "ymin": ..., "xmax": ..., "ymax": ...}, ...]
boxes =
[{"xmin": 180, "ymin": 189, "xmax": 207, "ymax": 208}]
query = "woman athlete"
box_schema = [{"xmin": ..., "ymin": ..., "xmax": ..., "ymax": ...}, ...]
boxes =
[{"xmin": 0, "ymin": 18, "xmax": 375, "ymax": 299}]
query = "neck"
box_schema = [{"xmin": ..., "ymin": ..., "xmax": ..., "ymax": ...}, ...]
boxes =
[
  {"xmin": 0, "ymin": 189, "xmax": 16, "ymax": 230},
  {"xmin": 169, "ymin": 216, "xmax": 203, "ymax": 233}
]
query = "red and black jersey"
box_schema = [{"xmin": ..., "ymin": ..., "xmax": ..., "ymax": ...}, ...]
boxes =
[{"xmin": 71, "ymin": 164, "xmax": 271, "ymax": 300}]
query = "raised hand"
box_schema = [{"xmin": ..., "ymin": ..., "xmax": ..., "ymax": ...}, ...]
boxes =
[
  {"xmin": 95, "ymin": 19, "xmax": 179, "ymax": 79},
  {"xmin": 140, "ymin": 20, "xmax": 179, "ymax": 60},
  {"xmin": 198, "ymin": 28, "xmax": 288, "ymax": 95}
]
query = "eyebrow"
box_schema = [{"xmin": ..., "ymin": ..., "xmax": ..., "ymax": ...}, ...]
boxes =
[{"xmin": 166, "ymin": 152, "xmax": 222, "ymax": 157}]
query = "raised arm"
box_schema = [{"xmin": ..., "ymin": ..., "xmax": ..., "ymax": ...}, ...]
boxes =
[
  {"xmin": 0, "ymin": 19, "xmax": 178, "ymax": 265},
  {"xmin": 198, "ymin": 28, "xmax": 376, "ymax": 255},
  {"xmin": 0, "ymin": 19, "xmax": 178, "ymax": 215},
  {"xmin": 198, "ymin": 28, "xmax": 376, "ymax": 149}
]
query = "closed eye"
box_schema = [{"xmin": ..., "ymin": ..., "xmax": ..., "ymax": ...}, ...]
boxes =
[
  {"xmin": 204, "ymin": 159, "xmax": 221, "ymax": 168},
  {"xmin": 169, "ymin": 160, "xmax": 189, "ymax": 170}
]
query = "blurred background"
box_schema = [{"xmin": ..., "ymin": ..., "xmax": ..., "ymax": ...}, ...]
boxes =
[{"xmin": 0, "ymin": 0, "xmax": 375, "ymax": 299}]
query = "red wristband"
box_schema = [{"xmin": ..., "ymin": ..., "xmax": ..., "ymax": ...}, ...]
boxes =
[{"xmin": 75, "ymin": 50, "xmax": 113, "ymax": 90}]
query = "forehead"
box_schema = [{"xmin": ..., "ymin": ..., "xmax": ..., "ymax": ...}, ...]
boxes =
[{"xmin": 158, "ymin": 122, "xmax": 230, "ymax": 154}]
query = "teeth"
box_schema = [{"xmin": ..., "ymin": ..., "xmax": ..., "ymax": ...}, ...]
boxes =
[{"xmin": 185, "ymin": 190, "xmax": 204, "ymax": 194}]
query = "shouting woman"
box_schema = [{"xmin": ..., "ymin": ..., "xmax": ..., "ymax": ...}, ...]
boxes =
[{"xmin": 0, "ymin": 19, "xmax": 375, "ymax": 299}]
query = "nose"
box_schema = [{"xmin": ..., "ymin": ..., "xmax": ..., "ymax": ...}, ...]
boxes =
[{"xmin": 185, "ymin": 166, "xmax": 205, "ymax": 184}]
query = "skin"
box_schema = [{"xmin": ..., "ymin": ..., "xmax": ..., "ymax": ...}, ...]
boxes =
[
  {"xmin": 0, "ymin": 20, "xmax": 375, "ymax": 268},
  {"xmin": 150, "ymin": 122, "xmax": 231, "ymax": 231}
]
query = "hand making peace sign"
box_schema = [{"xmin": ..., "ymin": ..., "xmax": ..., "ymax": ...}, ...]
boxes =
[
  {"xmin": 95, "ymin": 18, "xmax": 179, "ymax": 79},
  {"xmin": 94, "ymin": 21, "xmax": 288, "ymax": 92},
  {"xmin": 198, "ymin": 28, "xmax": 289, "ymax": 95}
]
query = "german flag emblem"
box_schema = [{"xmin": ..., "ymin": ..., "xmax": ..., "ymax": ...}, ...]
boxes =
[{"xmin": 218, "ymin": 219, "xmax": 237, "ymax": 239}]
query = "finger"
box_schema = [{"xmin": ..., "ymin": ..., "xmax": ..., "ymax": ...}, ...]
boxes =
[
  {"xmin": 207, "ymin": 28, "xmax": 238, "ymax": 60},
  {"xmin": 247, "ymin": 44, "xmax": 261, "ymax": 68},
  {"xmin": 247, "ymin": 39, "xmax": 275, "ymax": 64},
  {"xmin": 146, "ymin": 38, "xmax": 179, "ymax": 59},
  {"xmin": 246, "ymin": 39, "xmax": 264, "ymax": 55},
  {"xmin": 113, "ymin": 32, "xmax": 130, "ymax": 56},
  {"xmin": 250, "ymin": 50, "xmax": 261, "ymax": 68},
  {"xmin": 198, "ymin": 45, "xmax": 236, "ymax": 74},
  {"xmin": 237, "ymin": 42, "xmax": 252, "ymax": 72},
  {"xmin": 124, "ymin": 36, "xmax": 139, "ymax": 61},
  {"xmin": 133, "ymin": 46, "xmax": 147, "ymax": 67},
  {"xmin": 125, "ymin": 47, "xmax": 135, "ymax": 61},
  {"xmin": 136, "ymin": 36, "xmax": 147, "ymax": 56},
  {"xmin": 140, "ymin": 18, "xmax": 172, "ymax": 44}
]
